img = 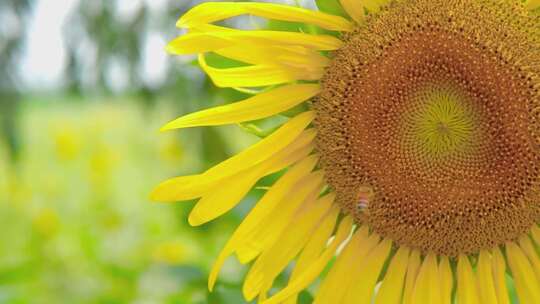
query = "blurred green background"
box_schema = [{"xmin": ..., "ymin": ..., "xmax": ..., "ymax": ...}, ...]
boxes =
[{"xmin": 0, "ymin": 0, "xmax": 311, "ymax": 302}]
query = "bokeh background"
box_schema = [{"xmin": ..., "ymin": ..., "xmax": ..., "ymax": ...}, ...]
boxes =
[{"xmin": 0, "ymin": 0, "xmax": 322, "ymax": 303}]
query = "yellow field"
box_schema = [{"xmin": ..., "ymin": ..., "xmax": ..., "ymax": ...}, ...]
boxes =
[{"xmin": 0, "ymin": 99, "xmax": 256, "ymax": 303}]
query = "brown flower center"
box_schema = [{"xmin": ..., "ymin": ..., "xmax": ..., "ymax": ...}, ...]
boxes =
[{"xmin": 314, "ymin": 0, "xmax": 540, "ymax": 256}]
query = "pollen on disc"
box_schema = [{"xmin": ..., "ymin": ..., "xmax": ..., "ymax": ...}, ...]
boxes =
[{"xmin": 314, "ymin": 0, "xmax": 540, "ymax": 256}]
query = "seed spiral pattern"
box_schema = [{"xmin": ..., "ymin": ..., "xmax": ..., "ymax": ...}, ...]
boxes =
[{"xmin": 315, "ymin": 0, "xmax": 540, "ymax": 256}]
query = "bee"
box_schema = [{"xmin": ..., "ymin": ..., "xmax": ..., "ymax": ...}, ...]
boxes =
[{"xmin": 356, "ymin": 185, "xmax": 374, "ymax": 213}]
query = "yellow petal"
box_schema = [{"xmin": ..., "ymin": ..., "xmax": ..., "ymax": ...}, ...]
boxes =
[
  {"xmin": 531, "ymin": 225, "xmax": 540, "ymax": 247},
  {"xmin": 427, "ymin": 255, "xmax": 443, "ymax": 304},
  {"xmin": 235, "ymin": 171, "xmax": 324, "ymax": 263},
  {"xmin": 402, "ymin": 250, "xmax": 421, "ymax": 304},
  {"xmin": 169, "ymin": 27, "xmax": 343, "ymax": 53},
  {"xmin": 339, "ymin": 0, "xmax": 365, "ymax": 23},
  {"xmin": 492, "ymin": 247, "xmax": 511, "ymax": 304},
  {"xmin": 314, "ymin": 226, "xmax": 375, "ymax": 304},
  {"xmin": 519, "ymin": 235, "xmax": 540, "ymax": 282},
  {"xmin": 188, "ymin": 166, "xmax": 261, "ymax": 226},
  {"xmin": 526, "ymin": 0, "xmax": 540, "ymax": 10},
  {"xmin": 202, "ymin": 112, "xmax": 314, "ymax": 179},
  {"xmin": 343, "ymin": 238, "xmax": 393, "ymax": 304},
  {"xmin": 261, "ymin": 216, "xmax": 355, "ymax": 304},
  {"xmin": 199, "ymin": 54, "xmax": 320, "ymax": 88},
  {"xmin": 411, "ymin": 253, "xmax": 441, "ymax": 304},
  {"xmin": 153, "ymin": 127, "xmax": 314, "ymax": 203},
  {"xmin": 151, "ymin": 111, "xmax": 314, "ymax": 202},
  {"xmin": 284, "ymin": 205, "xmax": 340, "ymax": 304},
  {"xmin": 289, "ymin": 205, "xmax": 340, "ymax": 279},
  {"xmin": 208, "ymin": 154, "xmax": 319, "ymax": 290},
  {"xmin": 363, "ymin": 0, "xmax": 387, "ymax": 12},
  {"xmin": 506, "ymin": 241, "xmax": 540, "ymax": 303},
  {"xmin": 457, "ymin": 254, "xmax": 480, "ymax": 304},
  {"xmin": 161, "ymin": 84, "xmax": 320, "ymax": 130},
  {"xmin": 198, "ymin": 24, "xmax": 344, "ymax": 50},
  {"xmin": 477, "ymin": 250, "xmax": 499, "ymax": 304},
  {"xmin": 151, "ymin": 174, "xmax": 208, "ymax": 202},
  {"xmin": 374, "ymin": 246, "xmax": 410, "ymax": 304},
  {"xmin": 216, "ymin": 44, "xmax": 330, "ymax": 69},
  {"xmin": 439, "ymin": 256, "xmax": 453, "ymax": 304},
  {"xmin": 178, "ymin": 2, "xmax": 354, "ymax": 31},
  {"xmin": 242, "ymin": 193, "xmax": 334, "ymax": 300},
  {"xmin": 188, "ymin": 133, "xmax": 314, "ymax": 226},
  {"xmin": 166, "ymin": 33, "xmax": 231, "ymax": 54},
  {"xmin": 214, "ymin": 44, "xmax": 329, "ymax": 78}
]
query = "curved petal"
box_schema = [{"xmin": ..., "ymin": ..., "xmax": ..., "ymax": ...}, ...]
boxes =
[
  {"xmin": 243, "ymin": 193, "xmax": 334, "ymax": 300},
  {"xmin": 477, "ymin": 251, "xmax": 498, "ymax": 304},
  {"xmin": 215, "ymin": 44, "xmax": 330, "ymax": 69},
  {"xmin": 457, "ymin": 254, "xmax": 480, "ymax": 304},
  {"xmin": 168, "ymin": 27, "xmax": 344, "ymax": 53},
  {"xmin": 178, "ymin": 2, "xmax": 354, "ymax": 32},
  {"xmin": 199, "ymin": 54, "xmax": 300, "ymax": 88},
  {"xmin": 506, "ymin": 242, "xmax": 540, "ymax": 303},
  {"xmin": 402, "ymin": 250, "xmax": 421, "ymax": 304},
  {"xmin": 339, "ymin": 0, "xmax": 365, "ymax": 23},
  {"xmin": 519, "ymin": 235, "xmax": 540, "ymax": 282},
  {"xmin": 187, "ymin": 132, "xmax": 314, "ymax": 226},
  {"xmin": 151, "ymin": 112, "xmax": 315, "ymax": 202},
  {"xmin": 492, "ymin": 248, "xmax": 511, "ymax": 304},
  {"xmin": 411, "ymin": 253, "xmax": 441, "ymax": 304},
  {"xmin": 374, "ymin": 247, "xmax": 410, "ymax": 304},
  {"xmin": 161, "ymin": 84, "xmax": 320, "ymax": 130},
  {"xmin": 439, "ymin": 256, "xmax": 453, "ymax": 304},
  {"xmin": 314, "ymin": 226, "xmax": 374, "ymax": 303},
  {"xmin": 261, "ymin": 216, "xmax": 355, "ymax": 304},
  {"xmin": 526, "ymin": 0, "xmax": 540, "ymax": 11},
  {"xmin": 284, "ymin": 205, "xmax": 340, "ymax": 304},
  {"xmin": 342, "ymin": 238, "xmax": 393, "ymax": 303},
  {"xmin": 363, "ymin": 0, "xmax": 388, "ymax": 13},
  {"xmin": 532, "ymin": 225, "xmax": 540, "ymax": 246},
  {"xmin": 208, "ymin": 154, "xmax": 320, "ymax": 290},
  {"xmin": 234, "ymin": 171, "xmax": 324, "ymax": 264},
  {"xmin": 199, "ymin": 54, "xmax": 322, "ymax": 88}
]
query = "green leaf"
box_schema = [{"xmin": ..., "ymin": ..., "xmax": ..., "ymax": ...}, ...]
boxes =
[
  {"xmin": 237, "ymin": 123, "xmax": 279, "ymax": 138},
  {"xmin": 236, "ymin": 115, "xmax": 288, "ymax": 138},
  {"xmin": 298, "ymin": 290, "xmax": 315, "ymax": 304},
  {"xmin": 0, "ymin": 261, "xmax": 35, "ymax": 284},
  {"xmin": 266, "ymin": 19, "xmax": 316, "ymax": 34},
  {"xmin": 315, "ymin": 0, "xmax": 348, "ymax": 18},
  {"xmin": 204, "ymin": 52, "xmax": 250, "ymax": 69},
  {"xmin": 279, "ymin": 103, "xmax": 310, "ymax": 118}
]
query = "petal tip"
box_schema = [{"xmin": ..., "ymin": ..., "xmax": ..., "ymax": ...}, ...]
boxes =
[
  {"xmin": 164, "ymin": 43, "xmax": 177, "ymax": 55},
  {"xmin": 159, "ymin": 124, "xmax": 172, "ymax": 132},
  {"xmin": 208, "ymin": 278, "xmax": 216, "ymax": 292},
  {"xmin": 188, "ymin": 211, "xmax": 206, "ymax": 226},
  {"xmin": 175, "ymin": 18, "xmax": 187, "ymax": 28},
  {"xmin": 149, "ymin": 187, "xmax": 167, "ymax": 202},
  {"xmin": 159, "ymin": 120, "xmax": 183, "ymax": 132}
]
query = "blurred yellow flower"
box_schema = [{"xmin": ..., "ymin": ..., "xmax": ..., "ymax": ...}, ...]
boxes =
[
  {"xmin": 53, "ymin": 128, "xmax": 80, "ymax": 161},
  {"xmin": 32, "ymin": 208, "xmax": 60, "ymax": 238},
  {"xmin": 89, "ymin": 145, "xmax": 117, "ymax": 185},
  {"xmin": 152, "ymin": 240, "xmax": 192, "ymax": 265}
]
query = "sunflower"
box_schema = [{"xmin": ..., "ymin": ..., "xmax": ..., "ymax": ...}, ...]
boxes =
[{"xmin": 152, "ymin": 0, "xmax": 540, "ymax": 303}]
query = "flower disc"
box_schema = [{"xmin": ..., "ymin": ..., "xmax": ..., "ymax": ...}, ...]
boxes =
[{"xmin": 315, "ymin": 0, "xmax": 540, "ymax": 256}]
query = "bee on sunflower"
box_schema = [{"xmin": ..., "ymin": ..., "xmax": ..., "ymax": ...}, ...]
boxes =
[{"xmin": 152, "ymin": 0, "xmax": 540, "ymax": 303}]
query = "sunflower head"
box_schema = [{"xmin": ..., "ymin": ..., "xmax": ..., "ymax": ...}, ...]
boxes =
[
  {"xmin": 155, "ymin": 0, "xmax": 540, "ymax": 302},
  {"xmin": 316, "ymin": 0, "xmax": 540, "ymax": 257}
]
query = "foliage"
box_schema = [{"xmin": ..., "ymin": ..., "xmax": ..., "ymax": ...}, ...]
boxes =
[{"xmin": 0, "ymin": 99, "xmax": 260, "ymax": 303}]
